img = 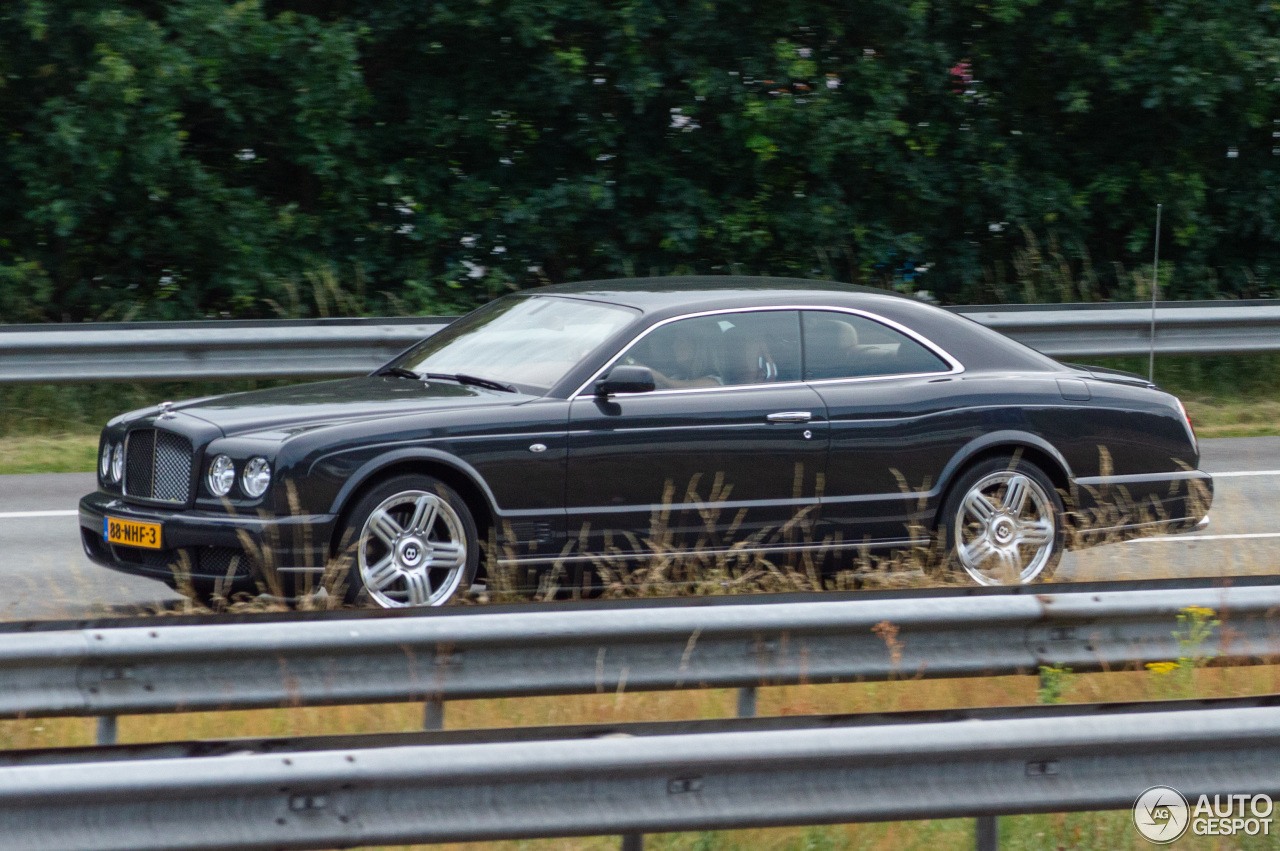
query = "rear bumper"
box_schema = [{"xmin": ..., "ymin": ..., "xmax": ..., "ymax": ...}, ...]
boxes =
[
  {"xmin": 78, "ymin": 490, "xmax": 337, "ymax": 587},
  {"xmin": 1068, "ymin": 469, "xmax": 1213, "ymax": 549}
]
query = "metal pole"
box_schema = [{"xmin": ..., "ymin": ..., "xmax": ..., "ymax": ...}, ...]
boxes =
[
  {"xmin": 423, "ymin": 698, "xmax": 445, "ymax": 731},
  {"xmin": 620, "ymin": 833, "xmax": 644, "ymax": 851},
  {"xmin": 95, "ymin": 715, "xmax": 117, "ymax": 746},
  {"xmin": 976, "ymin": 815, "xmax": 998, "ymax": 851},
  {"xmin": 1148, "ymin": 203, "xmax": 1162, "ymax": 383}
]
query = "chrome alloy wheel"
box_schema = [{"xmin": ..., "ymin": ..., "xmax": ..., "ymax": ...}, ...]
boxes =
[
  {"xmin": 953, "ymin": 471, "xmax": 1056, "ymax": 586},
  {"xmin": 357, "ymin": 490, "xmax": 467, "ymax": 607}
]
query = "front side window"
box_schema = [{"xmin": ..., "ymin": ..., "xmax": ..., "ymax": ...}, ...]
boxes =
[
  {"xmin": 620, "ymin": 310, "xmax": 802, "ymax": 389},
  {"xmin": 802, "ymin": 311, "xmax": 949, "ymax": 380},
  {"xmin": 398, "ymin": 296, "xmax": 638, "ymax": 393}
]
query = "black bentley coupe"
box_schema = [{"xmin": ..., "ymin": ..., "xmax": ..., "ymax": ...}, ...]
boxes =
[{"xmin": 80, "ymin": 277, "xmax": 1212, "ymax": 607}]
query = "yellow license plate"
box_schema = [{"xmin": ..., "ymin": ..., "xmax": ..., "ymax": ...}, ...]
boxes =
[{"xmin": 103, "ymin": 517, "xmax": 162, "ymax": 549}]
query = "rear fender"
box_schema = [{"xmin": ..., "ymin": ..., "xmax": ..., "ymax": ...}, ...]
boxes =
[{"xmin": 935, "ymin": 430, "xmax": 1074, "ymax": 504}]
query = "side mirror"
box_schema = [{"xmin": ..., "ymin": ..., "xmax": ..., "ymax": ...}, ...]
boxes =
[{"xmin": 595, "ymin": 365, "xmax": 656, "ymax": 396}]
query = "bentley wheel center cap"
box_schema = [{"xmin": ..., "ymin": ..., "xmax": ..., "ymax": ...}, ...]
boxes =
[
  {"xmin": 992, "ymin": 518, "xmax": 1015, "ymax": 545},
  {"xmin": 398, "ymin": 538, "xmax": 426, "ymax": 567}
]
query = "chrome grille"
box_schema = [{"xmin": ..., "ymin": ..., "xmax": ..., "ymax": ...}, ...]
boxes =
[
  {"xmin": 154, "ymin": 431, "xmax": 193, "ymax": 502},
  {"xmin": 124, "ymin": 430, "xmax": 155, "ymax": 497},
  {"xmin": 124, "ymin": 428, "xmax": 193, "ymax": 503}
]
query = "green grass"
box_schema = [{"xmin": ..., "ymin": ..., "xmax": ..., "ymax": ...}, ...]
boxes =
[
  {"xmin": 0, "ymin": 378, "xmax": 307, "ymax": 475},
  {"xmin": 1, "ymin": 352, "xmax": 1278, "ymax": 476},
  {"xmin": 1075, "ymin": 352, "xmax": 1280, "ymax": 439},
  {"xmin": 0, "ymin": 434, "xmax": 100, "ymax": 475}
]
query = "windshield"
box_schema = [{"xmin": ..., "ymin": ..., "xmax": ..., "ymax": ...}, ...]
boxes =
[{"xmin": 396, "ymin": 296, "xmax": 639, "ymax": 393}]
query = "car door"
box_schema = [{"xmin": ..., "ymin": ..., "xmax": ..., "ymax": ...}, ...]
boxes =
[
  {"xmin": 565, "ymin": 309, "xmax": 828, "ymax": 562},
  {"xmin": 801, "ymin": 309, "xmax": 965, "ymax": 548}
]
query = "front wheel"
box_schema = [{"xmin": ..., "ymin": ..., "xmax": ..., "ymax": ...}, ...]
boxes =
[
  {"xmin": 339, "ymin": 474, "xmax": 479, "ymax": 608},
  {"xmin": 936, "ymin": 456, "xmax": 1064, "ymax": 586}
]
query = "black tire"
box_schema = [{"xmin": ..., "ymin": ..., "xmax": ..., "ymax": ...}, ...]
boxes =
[
  {"xmin": 934, "ymin": 455, "xmax": 1065, "ymax": 586},
  {"xmin": 334, "ymin": 473, "xmax": 479, "ymax": 608}
]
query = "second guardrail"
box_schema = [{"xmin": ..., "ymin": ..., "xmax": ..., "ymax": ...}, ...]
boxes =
[{"xmin": 3, "ymin": 697, "xmax": 1280, "ymax": 850}]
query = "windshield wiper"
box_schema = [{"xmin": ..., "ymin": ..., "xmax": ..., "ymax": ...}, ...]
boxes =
[
  {"xmin": 375, "ymin": 366, "xmax": 422, "ymax": 380},
  {"xmin": 422, "ymin": 372, "xmax": 518, "ymax": 393}
]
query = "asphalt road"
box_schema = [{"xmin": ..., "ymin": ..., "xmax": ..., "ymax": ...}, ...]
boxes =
[{"xmin": 1, "ymin": 436, "xmax": 1278, "ymax": 621}]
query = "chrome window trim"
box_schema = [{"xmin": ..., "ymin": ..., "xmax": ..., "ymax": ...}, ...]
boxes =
[{"xmin": 572, "ymin": 304, "xmax": 965, "ymax": 398}]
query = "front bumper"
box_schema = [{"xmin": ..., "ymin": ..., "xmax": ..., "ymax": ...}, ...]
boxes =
[{"xmin": 79, "ymin": 490, "xmax": 337, "ymax": 587}]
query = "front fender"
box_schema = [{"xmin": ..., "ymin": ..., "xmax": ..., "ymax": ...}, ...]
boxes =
[{"xmin": 318, "ymin": 447, "xmax": 502, "ymax": 520}]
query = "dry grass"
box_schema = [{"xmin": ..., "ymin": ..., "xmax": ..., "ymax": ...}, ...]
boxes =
[{"xmin": 3, "ymin": 663, "xmax": 1280, "ymax": 850}]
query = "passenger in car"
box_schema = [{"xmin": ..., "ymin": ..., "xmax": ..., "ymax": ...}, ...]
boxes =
[
  {"xmin": 804, "ymin": 318, "xmax": 859, "ymax": 380},
  {"xmin": 634, "ymin": 333, "xmax": 723, "ymax": 389},
  {"xmin": 720, "ymin": 326, "xmax": 779, "ymax": 385}
]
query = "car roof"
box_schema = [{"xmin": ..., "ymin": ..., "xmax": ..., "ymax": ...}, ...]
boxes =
[
  {"xmin": 529, "ymin": 275, "xmax": 1066, "ymax": 377},
  {"xmin": 532, "ymin": 275, "xmax": 901, "ymax": 312}
]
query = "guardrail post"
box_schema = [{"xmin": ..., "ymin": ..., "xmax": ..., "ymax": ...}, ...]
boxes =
[
  {"xmin": 976, "ymin": 815, "xmax": 998, "ymax": 851},
  {"xmin": 423, "ymin": 698, "xmax": 445, "ymax": 731},
  {"xmin": 620, "ymin": 833, "xmax": 644, "ymax": 851},
  {"xmin": 95, "ymin": 715, "xmax": 117, "ymax": 746},
  {"xmin": 737, "ymin": 686, "xmax": 757, "ymax": 718}
]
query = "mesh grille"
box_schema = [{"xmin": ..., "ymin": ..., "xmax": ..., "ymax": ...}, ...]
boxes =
[
  {"xmin": 154, "ymin": 431, "xmax": 193, "ymax": 502},
  {"xmin": 124, "ymin": 430, "xmax": 155, "ymax": 497},
  {"xmin": 108, "ymin": 545, "xmax": 250, "ymax": 578},
  {"xmin": 197, "ymin": 546, "xmax": 251, "ymax": 578},
  {"xmin": 112, "ymin": 544, "xmax": 182, "ymax": 570}
]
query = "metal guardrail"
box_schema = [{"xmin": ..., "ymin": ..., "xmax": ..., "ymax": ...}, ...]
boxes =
[
  {"xmin": 957, "ymin": 299, "xmax": 1280, "ymax": 357},
  {"xmin": 1, "ymin": 300, "xmax": 1278, "ymax": 383},
  {"xmin": 0, "ymin": 316, "xmax": 451, "ymax": 383},
  {"xmin": 3, "ymin": 698, "xmax": 1280, "ymax": 850},
  {"xmin": 2, "ymin": 582, "xmax": 1276, "ymax": 721},
  {"xmin": 0, "ymin": 582, "xmax": 1276, "ymax": 849}
]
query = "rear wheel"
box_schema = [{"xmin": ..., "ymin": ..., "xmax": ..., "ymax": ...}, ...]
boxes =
[
  {"xmin": 937, "ymin": 456, "xmax": 1064, "ymax": 586},
  {"xmin": 339, "ymin": 474, "xmax": 479, "ymax": 608}
]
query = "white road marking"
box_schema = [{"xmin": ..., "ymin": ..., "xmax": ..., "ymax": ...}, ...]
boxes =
[
  {"xmin": 1128, "ymin": 532, "xmax": 1280, "ymax": 544},
  {"xmin": 1211, "ymin": 470, "xmax": 1280, "ymax": 478},
  {"xmin": 0, "ymin": 510, "xmax": 78, "ymax": 520}
]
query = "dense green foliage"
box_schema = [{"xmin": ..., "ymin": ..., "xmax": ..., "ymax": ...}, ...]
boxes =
[{"xmin": 2, "ymin": 0, "xmax": 1278, "ymax": 322}]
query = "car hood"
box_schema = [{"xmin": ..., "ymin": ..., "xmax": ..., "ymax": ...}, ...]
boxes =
[{"xmin": 169, "ymin": 376, "xmax": 531, "ymax": 437}]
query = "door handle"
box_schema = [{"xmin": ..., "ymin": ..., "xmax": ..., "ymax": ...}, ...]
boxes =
[{"xmin": 767, "ymin": 411, "xmax": 812, "ymax": 424}]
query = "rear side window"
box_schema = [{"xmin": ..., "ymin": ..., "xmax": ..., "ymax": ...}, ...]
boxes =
[{"xmin": 802, "ymin": 311, "xmax": 949, "ymax": 380}]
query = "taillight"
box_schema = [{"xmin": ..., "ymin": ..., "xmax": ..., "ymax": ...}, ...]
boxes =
[{"xmin": 1176, "ymin": 398, "xmax": 1197, "ymax": 452}]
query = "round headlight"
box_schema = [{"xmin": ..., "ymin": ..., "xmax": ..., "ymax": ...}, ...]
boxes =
[
  {"xmin": 207, "ymin": 455, "xmax": 235, "ymax": 497},
  {"xmin": 99, "ymin": 443, "xmax": 113, "ymax": 479},
  {"xmin": 241, "ymin": 457, "xmax": 271, "ymax": 498},
  {"xmin": 110, "ymin": 444, "xmax": 124, "ymax": 483}
]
